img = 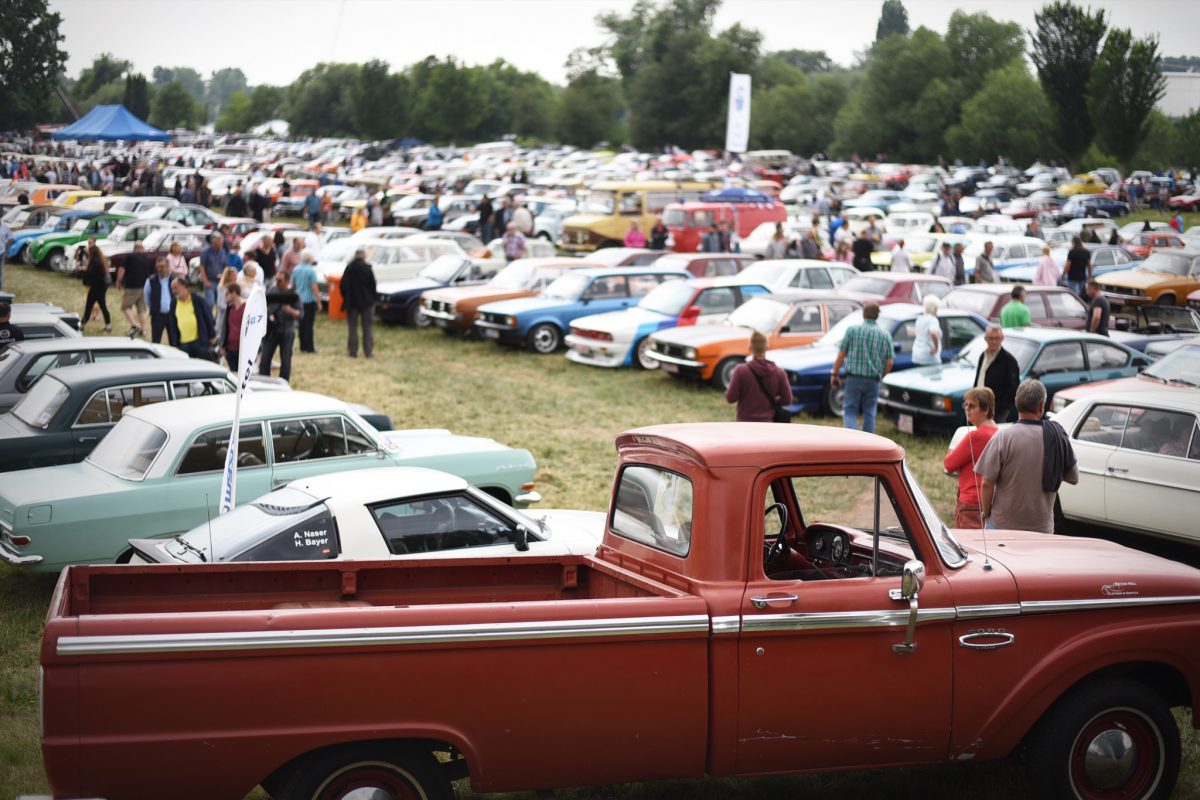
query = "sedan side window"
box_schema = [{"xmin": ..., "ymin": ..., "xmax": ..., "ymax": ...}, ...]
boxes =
[
  {"xmin": 695, "ymin": 287, "xmax": 737, "ymax": 314},
  {"xmin": 172, "ymin": 379, "xmax": 234, "ymax": 398},
  {"xmin": 371, "ymin": 494, "xmax": 519, "ymax": 555},
  {"xmin": 585, "ymin": 277, "xmax": 628, "ymax": 300},
  {"xmin": 892, "ymin": 321, "xmax": 917, "ymax": 353},
  {"xmin": 18, "ymin": 351, "xmax": 87, "ymax": 391},
  {"xmin": 806, "ymin": 269, "xmax": 835, "ymax": 290},
  {"xmin": 944, "ymin": 316, "xmax": 984, "ymax": 349},
  {"xmin": 1085, "ymin": 342, "xmax": 1129, "ymax": 370},
  {"xmin": 177, "ymin": 423, "xmax": 267, "ymax": 474},
  {"xmin": 1033, "ymin": 342, "xmax": 1086, "ymax": 375},
  {"xmin": 1093, "ymin": 250, "xmax": 1115, "ymax": 268},
  {"xmin": 108, "ymin": 384, "xmax": 168, "ymax": 418},
  {"xmin": 1123, "ymin": 409, "xmax": 1194, "ymax": 458},
  {"xmin": 1074, "ymin": 404, "xmax": 1130, "ymax": 447},
  {"xmin": 781, "ymin": 304, "xmax": 823, "ymax": 334},
  {"xmin": 271, "ymin": 416, "xmax": 367, "ymax": 463},
  {"xmin": 1046, "ymin": 291, "xmax": 1087, "ymax": 319},
  {"xmin": 75, "ymin": 390, "xmax": 113, "ymax": 425}
]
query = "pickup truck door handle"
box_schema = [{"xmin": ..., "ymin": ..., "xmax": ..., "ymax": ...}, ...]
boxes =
[
  {"xmin": 1107, "ymin": 466, "xmax": 1129, "ymax": 474},
  {"xmin": 751, "ymin": 594, "xmax": 798, "ymax": 609}
]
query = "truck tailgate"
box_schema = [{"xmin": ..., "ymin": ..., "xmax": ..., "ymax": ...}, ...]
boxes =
[{"xmin": 42, "ymin": 556, "xmax": 712, "ymax": 800}]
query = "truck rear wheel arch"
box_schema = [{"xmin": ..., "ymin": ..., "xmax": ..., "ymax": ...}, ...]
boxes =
[{"xmin": 267, "ymin": 738, "xmax": 465, "ymax": 800}]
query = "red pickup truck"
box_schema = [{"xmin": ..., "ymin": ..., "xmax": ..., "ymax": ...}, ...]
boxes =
[{"xmin": 38, "ymin": 423, "xmax": 1200, "ymax": 800}]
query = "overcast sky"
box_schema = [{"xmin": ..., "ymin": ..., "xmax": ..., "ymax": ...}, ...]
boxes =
[{"xmin": 51, "ymin": 0, "xmax": 1199, "ymax": 87}]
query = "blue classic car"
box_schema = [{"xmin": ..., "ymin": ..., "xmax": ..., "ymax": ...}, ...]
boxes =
[
  {"xmin": 376, "ymin": 254, "xmax": 497, "ymax": 326},
  {"xmin": 6, "ymin": 208, "xmax": 100, "ymax": 263},
  {"xmin": 878, "ymin": 327, "xmax": 1152, "ymax": 433},
  {"xmin": 767, "ymin": 304, "xmax": 988, "ymax": 417},
  {"xmin": 474, "ymin": 266, "xmax": 691, "ymax": 353},
  {"xmin": 999, "ymin": 244, "xmax": 1142, "ymax": 283}
]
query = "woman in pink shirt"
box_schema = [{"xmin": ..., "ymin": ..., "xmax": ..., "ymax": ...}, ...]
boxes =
[
  {"xmin": 165, "ymin": 241, "xmax": 189, "ymax": 279},
  {"xmin": 1033, "ymin": 244, "xmax": 1059, "ymax": 286},
  {"xmin": 624, "ymin": 220, "xmax": 647, "ymax": 248},
  {"xmin": 943, "ymin": 386, "xmax": 1000, "ymax": 528}
]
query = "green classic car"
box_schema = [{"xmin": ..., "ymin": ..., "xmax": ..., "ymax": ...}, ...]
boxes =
[
  {"xmin": 29, "ymin": 212, "xmax": 133, "ymax": 273},
  {"xmin": 0, "ymin": 390, "xmax": 541, "ymax": 571}
]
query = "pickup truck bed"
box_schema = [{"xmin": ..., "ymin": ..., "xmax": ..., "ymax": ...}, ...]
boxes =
[{"xmin": 42, "ymin": 557, "xmax": 711, "ymax": 800}]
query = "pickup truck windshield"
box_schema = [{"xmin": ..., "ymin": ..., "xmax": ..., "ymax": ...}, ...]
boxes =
[
  {"xmin": 905, "ymin": 461, "xmax": 967, "ymax": 567},
  {"xmin": 86, "ymin": 416, "xmax": 167, "ymax": 480}
]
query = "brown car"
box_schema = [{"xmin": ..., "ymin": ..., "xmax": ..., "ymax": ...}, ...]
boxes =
[
  {"xmin": 420, "ymin": 257, "xmax": 601, "ymax": 333},
  {"xmin": 942, "ymin": 284, "xmax": 1088, "ymax": 328}
]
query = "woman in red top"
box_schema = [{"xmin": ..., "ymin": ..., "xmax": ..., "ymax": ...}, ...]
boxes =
[{"xmin": 943, "ymin": 386, "xmax": 999, "ymax": 528}]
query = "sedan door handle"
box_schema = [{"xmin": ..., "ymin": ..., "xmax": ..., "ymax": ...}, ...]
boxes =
[
  {"xmin": 1107, "ymin": 466, "xmax": 1129, "ymax": 474},
  {"xmin": 271, "ymin": 478, "xmax": 288, "ymax": 487},
  {"xmin": 751, "ymin": 594, "xmax": 799, "ymax": 609},
  {"xmin": 76, "ymin": 435, "xmax": 98, "ymax": 443}
]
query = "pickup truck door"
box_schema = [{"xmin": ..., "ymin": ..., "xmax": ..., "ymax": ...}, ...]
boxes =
[{"xmin": 734, "ymin": 470, "xmax": 955, "ymax": 774}]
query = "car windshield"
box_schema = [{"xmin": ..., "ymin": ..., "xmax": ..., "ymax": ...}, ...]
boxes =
[
  {"xmin": 1137, "ymin": 253, "xmax": 1190, "ymax": 276},
  {"xmin": 955, "ymin": 334, "xmax": 1039, "ymax": 371},
  {"xmin": 638, "ymin": 280, "xmax": 696, "ymax": 316},
  {"xmin": 108, "ymin": 224, "xmax": 130, "ymax": 241},
  {"xmin": 542, "ymin": 272, "xmax": 590, "ymax": 300},
  {"xmin": 816, "ymin": 310, "xmax": 868, "ymax": 347},
  {"xmin": 727, "ymin": 296, "xmax": 788, "ymax": 332},
  {"xmin": 904, "ymin": 461, "xmax": 966, "ymax": 568},
  {"xmin": 944, "ymin": 290, "xmax": 996, "ymax": 316},
  {"xmin": 582, "ymin": 190, "xmax": 616, "ymax": 215},
  {"xmin": 489, "ymin": 261, "xmax": 537, "ymax": 289},
  {"xmin": 839, "ymin": 276, "xmax": 893, "ymax": 296},
  {"xmin": 85, "ymin": 415, "xmax": 167, "ymax": 480},
  {"xmin": 11, "ymin": 375, "xmax": 69, "ymax": 429},
  {"xmin": 70, "ymin": 218, "xmax": 91, "ymax": 232},
  {"xmin": 419, "ymin": 255, "xmax": 467, "ymax": 283},
  {"xmin": 2, "ymin": 207, "xmax": 32, "ymax": 226},
  {"xmin": 319, "ymin": 238, "xmax": 356, "ymax": 262},
  {"xmin": 739, "ymin": 261, "xmax": 788, "ymax": 285},
  {"xmin": 143, "ymin": 230, "xmax": 171, "ymax": 250},
  {"xmin": 172, "ymin": 486, "xmax": 330, "ymax": 562},
  {"xmin": 1142, "ymin": 344, "xmax": 1200, "ymax": 386}
]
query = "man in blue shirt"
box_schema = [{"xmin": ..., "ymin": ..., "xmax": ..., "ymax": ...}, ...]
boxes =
[
  {"xmin": 304, "ymin": 192, "xmax": 321, "ymax": 229},
  {"xmin": 198, "ymin": 233, "xmax": 228, "ymax": 310},
  {"xmin": 143, "ymin": 258, "xmax": 179, "ymax": 346},
  {"xmin": 291, "ymin": 249, "xmax": 322, "ymax": 354}
]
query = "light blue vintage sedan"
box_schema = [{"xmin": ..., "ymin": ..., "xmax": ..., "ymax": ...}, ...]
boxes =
[{"xmin": 0, "ymin": 391, "xmax": 540, "ymax": 571}]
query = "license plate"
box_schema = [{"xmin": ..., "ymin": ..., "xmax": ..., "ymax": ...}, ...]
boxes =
[
  {"xmin": 661, "ymin": 362, "xmax": 679, "ymax": 374},
  {"xmin": 577, "ymin": 347, "xmax": 593, "ymax": 357},
  {"xmin": 898, "ymin": 414, "xmax": 914, "ymax": 434},
  {"xmin": 481, "ymin": 328, "xmax": 499, "ymax": 339}
]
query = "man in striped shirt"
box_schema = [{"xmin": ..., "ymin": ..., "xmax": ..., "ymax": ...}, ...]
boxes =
[{"xmin": 830, "ymin": 303, "xmax": 894, "ymax": 433}]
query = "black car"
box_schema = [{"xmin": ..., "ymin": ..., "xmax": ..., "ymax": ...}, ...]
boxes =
[
  {"xmin": 0, "ymin": 359, "xmax": 235, "ymax": 473},
  {"xmin": 376, "ymin": 254, "xmax": 497, "ymax": 326},
  {"xmin": 0, "ymin": 337, "xmax": 185, "ymax": 413}
]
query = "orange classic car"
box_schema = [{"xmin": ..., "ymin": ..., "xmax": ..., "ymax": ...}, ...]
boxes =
[
  {"xmin": 420, "ymin": 257, "xmax": 600, "ymax": 333},
  {"xmin": 1097, "ymin": 248, "xmax": 1200, "ymax": 307},
  {"xmin": 645, "ymin": 290, "xmax": 862, "ymax": 388}
]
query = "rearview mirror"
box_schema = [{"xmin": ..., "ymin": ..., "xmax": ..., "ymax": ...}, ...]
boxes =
[{"xmin": 900, "ymin": 559, "xmax": 925, "ymax": 599}]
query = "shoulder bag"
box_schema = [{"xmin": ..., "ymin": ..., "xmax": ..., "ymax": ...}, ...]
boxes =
[{"xmin": 749, "ymin": 365, "xmax": 792, "ymax": 424}]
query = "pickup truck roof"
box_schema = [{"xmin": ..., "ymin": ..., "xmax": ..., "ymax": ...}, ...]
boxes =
[{"xmin": 618, "ymin": 422, "xmax": 904, "ymax": 469}]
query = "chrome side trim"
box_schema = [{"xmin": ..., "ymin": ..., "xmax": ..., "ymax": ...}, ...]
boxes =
[
  {"xmin": 742, "ymin": 607, "xmax": 956, "ymax": 634},
  {"xmin": 1021, "ymin": 595, "xmax": 1200, "ymax": 614},
  {"xmin": 956, "ymin": 604, "xmax": 1021, "ymax": 620},
  {"xmin": 57, "ymin": 614, "xmax": 712, "ymax": 657},
  {"xmin": 711, "ymin": 616, "xmax": 741, "ymax": 636},
  {"xmin": 958, "ymin": 631, "xmax": 1016, "ymax": 650}
]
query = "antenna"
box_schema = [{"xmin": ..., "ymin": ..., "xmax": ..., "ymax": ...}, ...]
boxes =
[{"xmin": 967, "ymin": 425, "xmax": 993, "ymax": 571}]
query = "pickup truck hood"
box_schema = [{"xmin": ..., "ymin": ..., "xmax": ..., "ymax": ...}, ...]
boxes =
[
  {"xmin": 883, "ymin": 361, "xmax": 974, "ymax": 393},
  {"xmin": 479, "ymin": 295, "xmax": 574, "ymax": 316},
  {"xmin": 378, "ymin": 428, "xmax": 511, "ymax": 457},
  {"xmin": 767, "ymin": 343, "xmax": 839, "ymax": 374},
  {"xmin": 652, "ymin": 322, "xmax": 749, "ymax": 348},
  {"xmin": 959, "ymin": 529, "xmax": 1200, "ymax": 603},
  {"xmin": 0, "ymin": 461, "xmax": 128, "ymax": 515},
  {"xmin": 571, "ymin": 307, "xmax": 670, "ymax": 334},
  {"xmin": 377, "ymin": 276, "xmax": 441, "ymax": 297}
]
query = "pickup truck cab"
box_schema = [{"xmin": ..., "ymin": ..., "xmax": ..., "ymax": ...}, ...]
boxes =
[{"xmin": 37, "ymin": 423, "xmax": 1200, "ymax": 800}]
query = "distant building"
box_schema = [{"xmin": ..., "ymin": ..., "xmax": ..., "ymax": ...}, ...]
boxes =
[{"xmin": 1160, "ymin": 72, "xmax": 1200, "ymax": 117}]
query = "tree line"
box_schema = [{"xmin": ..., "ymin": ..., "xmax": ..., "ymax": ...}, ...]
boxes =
[{"xmin": 4, "ymin": 0, "xmax": 1199, "ymax": 172}]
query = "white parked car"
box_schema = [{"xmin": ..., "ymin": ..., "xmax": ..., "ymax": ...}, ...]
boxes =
[
  {"xmin": 884, "ymin": 211, "xmax": 935, "ymax": 235},
  {"xmin": 67, "ymin": 219, "xmax": 181, "ymax": 267},
  {"xmin": 842, "ymin": 206, "xmax": 887, "ymax": 235},
  {"xmin": 128, "ymin": 466, "xmax": 602, "ymax": 565},
  {"xmin": 323, "ymin": 237, "xmax": 464, "ymax": 284},
  {"xmin": 971, "ymin": 214, "xmax": 1024, "ymax": 236},
  {"xmin": 565, "ymin": 277, "xmax": 769, "ymax": 369},
  {"xmin": 107, "ymin": 196, "xmax": 179, "ymax": 216},
  {"xmin": 739, "ymin": 220, "xmax": 818, "ymax": 258},
  {"xmin": 736, "ymin": 259, "xmax": 858, "ymax": 291},
  {"xmin": 1052, "ymin": 387, "xmax": 1200, "ymax": 542}
]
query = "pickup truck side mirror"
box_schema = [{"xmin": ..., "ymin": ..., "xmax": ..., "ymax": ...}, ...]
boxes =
[{"xmin": 891, "ymin": 559, "xmax": 925, "ymax": 655}]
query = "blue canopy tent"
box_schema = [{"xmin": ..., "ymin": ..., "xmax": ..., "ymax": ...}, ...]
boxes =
[
  {"xmin": 702, "ymin": 187, "xmax": 775, "ymax": 204},
  {"xmin": 51, "ymin": 104, "xmax": 170, "ymax": 142}
]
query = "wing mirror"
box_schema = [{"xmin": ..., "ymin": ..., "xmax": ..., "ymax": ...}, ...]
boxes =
[
  {"xmin": 891, "ymin": 559, "xmax": 925, "ymax": 654},
  {"xmin": 513, "ymin": 524, "xmax": 531, "ymax": 552}
]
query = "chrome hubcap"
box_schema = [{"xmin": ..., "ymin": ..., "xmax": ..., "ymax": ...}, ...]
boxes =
[
  {"xmin": 1084, "ymin": 729, "xmax": 1137, "ymax": 790},
  {"xmin": 341, "ymin": 790, "xmax": 395, "ymax": 800}
]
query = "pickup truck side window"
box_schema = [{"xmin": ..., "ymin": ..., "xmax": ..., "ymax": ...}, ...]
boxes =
[
  {"xmin": 371, "ymin": 493, "xmax": 520, "ymax": 554},
  {"xmin": 611, "ymin": 465, "xmax": 693, "ymax": 557}
]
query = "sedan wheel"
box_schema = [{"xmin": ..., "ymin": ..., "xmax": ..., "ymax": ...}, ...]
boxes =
[
  {"xmin": 713, "ymin": 357, "xmax": 741, "ymax": 390},
  {"xmin": 48, "ymin": 250, "xmax": 69, "ymax": 273},
  {"xmin": 407, "ymin": 302, "xmax": 431, "ymax": 328},
  {"xmin": 527, "ymin": 323, "xmax": 562, "ymax": 354},
  {"xmin": 635, "ymin": 337, "xmax": 659, "ymax": 370},
  {"xmin": 822, "ymin": 382, "xmax": 846, "ymax": 417},
  {"xmin": 19, "ymin": 244, "xmax": 33, "ymax": 265}
]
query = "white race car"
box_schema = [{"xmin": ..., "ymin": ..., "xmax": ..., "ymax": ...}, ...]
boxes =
[{"xmin": 129, "ymin": 466, "xmax": 602, "ymax": 564}]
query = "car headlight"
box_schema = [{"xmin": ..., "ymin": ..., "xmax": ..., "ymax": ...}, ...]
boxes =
[
  {"xmin": 506, "ymin": 316, "xmax": 517, "ymax": 327},
  {"xmin": 683, "ymin": 347, "xmax": 697, "ymax": 360},
  {"xmin": 932, "ymin": 394, "xmax": 953, "ymax": 411},
  {"xmin": 879, "ymin": 386, "xmax": 890, "ymax": 399}
]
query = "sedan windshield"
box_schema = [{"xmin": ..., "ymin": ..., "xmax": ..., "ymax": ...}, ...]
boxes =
[
  {"xmin": 943, "ymin": 290, "xmax": 996, "ymax": 317},
  {"xmin": 542, "ymin": 272, "xmax": 590, "ymax": 300},
  {"xmin": 955, "ymin": 334, "xmax": 1039, "ymax": 371},
  {"xmin": 70, "ymin": 218, "xmax": 91, "ymax": 232},
  {"xmin": 839, "ymin": 276, "xmax": 893, "ymax": 296},
  {"xmin": 419, "ymin": 255, "xmax": 468, "ymax": 283},
  {"xmin": 638, "ymin": 280, "xmax": 696, "ymax": 316},
  {"xmin": 1137, "ymin": 253, "xmax": 1190, "ymax": 276},
  {"xmin": 1142, "ymin": 344, "xmax": 1200, "ymax": 386},
  {"xmin": 12, "ymin": 375, "xmax": 70, "ymax": 429},
  {"xmin": 727, "ymin": 296, "xmax": 788, "ymax": 333},
  {"xmin": 489, "ymin": 261, "xmax": 536, "ymax": 290},
  {"xmin": 86, "ymin": 416, "xmax": 167, "ymax": 480}
]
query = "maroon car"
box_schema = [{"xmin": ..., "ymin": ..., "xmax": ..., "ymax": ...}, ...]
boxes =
[
  {"xmin": 836, "ymin": 272, "xmax": 953, "ymax": 306},
  {"xmin": 106, "ymin": 226, "xmax": 211, "ymax": 281},
  {"xmin": 942, "ymin": 284, "xmax": 1088, "ymax": 329},
  {"xmin": 651, "ymin": 252, "xmax": 757, "ymax": 277}
]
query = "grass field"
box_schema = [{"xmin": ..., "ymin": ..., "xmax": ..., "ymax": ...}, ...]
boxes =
[{"xmin": 2, "ymin": 210, "xmax": 1198, "ymax": 798}]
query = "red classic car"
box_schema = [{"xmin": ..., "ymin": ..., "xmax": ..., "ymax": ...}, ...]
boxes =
[
  {"xmin": 36, "ymin": 423, "xmax": 1200, "ymax": 800},
  {"xmin": 1124, "ymin": 232, "xmax": 1185, "ymax": 259}
]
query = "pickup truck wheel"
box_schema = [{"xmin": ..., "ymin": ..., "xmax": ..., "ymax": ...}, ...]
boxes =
[
  {"xmin": 1026, "ymin": 678, "xmax": 1179, "ymax": 800},
  {"xmin": 713, "ymin": 357, "xmax": 741, "ymax": 390},
  {"xmin": 527, "ymin": 323, "xmax": 562, "ymax": 354},
  {"xmin": 634, "ymin": 337, "xmax": 659, "ymax": 370},
  {"xmin": 822, "ymin": 382, "xmax": 846, "ymax": 417},
  {"xmin": 279, "ymin": 744, "xmax": 453, "ymax": 800}
]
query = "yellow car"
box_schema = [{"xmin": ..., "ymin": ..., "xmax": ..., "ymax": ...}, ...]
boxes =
[
  {"xmin": 52, "ymin": 190, "xmax": 101, "ymax": 207},
  {"xmin": 871, "ymin": 232, "xmax": 967, "ymax": 271},
  {"xmin": 1057, "ymin": 174, "xmax": 1108, "ymax": 196},
  {"xmin": 1097, "ymin": 249, "xmax": 1200, "ymax": 307}
]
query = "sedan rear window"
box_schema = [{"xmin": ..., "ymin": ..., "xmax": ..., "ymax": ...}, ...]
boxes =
[{"xmin": 86, "ymin": 416, "xmax": 168, "ymax": 480}]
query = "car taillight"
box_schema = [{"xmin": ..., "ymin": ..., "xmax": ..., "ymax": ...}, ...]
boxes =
[
  {"xmin": 678, "ymin": 306, "xmax": 700, "ymax": 325},
  {"xmin": 10, "ymin": 535, "xmax": 31, "ymax": 546}
]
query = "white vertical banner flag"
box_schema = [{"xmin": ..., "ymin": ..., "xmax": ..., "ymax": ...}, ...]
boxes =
[
  {"xmin": 725, "ymin": 73, "xmax": 752, "ymax": 154},
  {"xmin": 219, "ymin": 286, "xmax": 268, "ymax": 515}
]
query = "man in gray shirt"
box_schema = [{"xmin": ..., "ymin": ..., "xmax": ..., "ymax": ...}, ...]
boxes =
[{"xmin": 976, "ymin": 379, "xmax": 1078, "ymax": 534}]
